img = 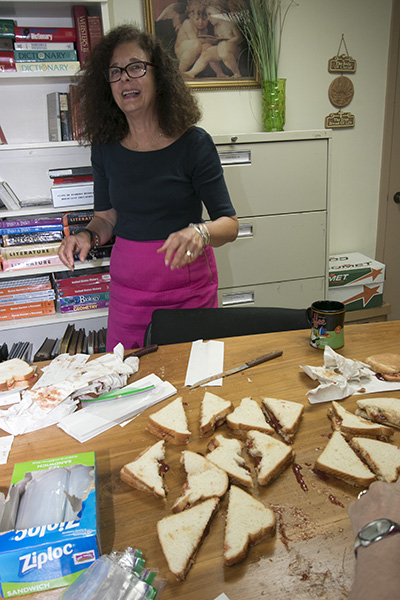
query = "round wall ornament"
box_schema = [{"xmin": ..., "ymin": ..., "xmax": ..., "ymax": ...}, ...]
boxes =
[{"xmin": 328, "ymin": 76, "xmax": 354, "ymax": 108}]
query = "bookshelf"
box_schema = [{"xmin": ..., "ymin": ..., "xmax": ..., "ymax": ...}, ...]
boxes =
[{"xmin": 0, "ymin": 0, "xmax": 110, "ymax": 354}]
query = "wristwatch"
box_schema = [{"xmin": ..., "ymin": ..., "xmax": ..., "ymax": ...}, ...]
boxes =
[
  {"xmin": 354, "ymin": 518, "xmax": 400, "ymax": 557},
  {"xmin": 74, "ymin": 227, "xmax": 100, "ymax": 249}
]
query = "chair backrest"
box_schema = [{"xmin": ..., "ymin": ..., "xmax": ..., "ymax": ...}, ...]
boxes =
[{"xmin": 144, "ymin": 307, "xmax": 310, "ymax": 346}]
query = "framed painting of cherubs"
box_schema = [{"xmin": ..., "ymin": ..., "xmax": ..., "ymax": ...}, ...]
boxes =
[{"xmin": 143, "ymin": 0, "xmax": 260, "ymax": 89}]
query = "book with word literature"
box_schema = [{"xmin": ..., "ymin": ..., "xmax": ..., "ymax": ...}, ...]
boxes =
[
  {"xmin": 0, "ymin": 253, "xmax": 64, "ymax": 271},
  {"xmin": 0, "ymin": 241, "xmax": 62, "ymax": 260},
  {"xmin": 62, "ymin": 210, "xmax": 94, "ymax": 226}
]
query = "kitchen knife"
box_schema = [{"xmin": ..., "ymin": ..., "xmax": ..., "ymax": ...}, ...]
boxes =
[
  {"xmin": 128, "ymin": 344, "xmax": 158, "ymax": 358},
  {"xmin": 189, "ymin": 349, "xmax": 283, "ymax": 389}
]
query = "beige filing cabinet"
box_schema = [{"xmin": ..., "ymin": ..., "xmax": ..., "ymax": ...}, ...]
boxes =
[{"xmin": 211, "ymin": 130, "xmax": 331, "ymax": 309}]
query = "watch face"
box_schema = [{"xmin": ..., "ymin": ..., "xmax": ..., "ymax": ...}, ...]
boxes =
[{"xmin": 359, "ymin": 519, "xmax": 393, "ymax": 542}]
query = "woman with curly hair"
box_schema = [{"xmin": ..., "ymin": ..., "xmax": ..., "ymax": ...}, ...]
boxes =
[{"xmin": 58, "ymin": 24, "xmax": 238, "ymax": 351}]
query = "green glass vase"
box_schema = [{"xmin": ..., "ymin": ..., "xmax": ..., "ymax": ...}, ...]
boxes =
[{"xmin": 261, "ymin": 79, "xmax": 286, "ymax": 132}]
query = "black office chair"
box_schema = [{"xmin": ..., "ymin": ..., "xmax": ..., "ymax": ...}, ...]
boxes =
[{"xmin": 144, "ymin": 306, "xmax": 309, "ymax": 346}]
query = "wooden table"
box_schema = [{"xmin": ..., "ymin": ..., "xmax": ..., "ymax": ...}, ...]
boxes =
[{"xmin": 2, "ymin": 321, "xmax": 400, "ymax": 600}]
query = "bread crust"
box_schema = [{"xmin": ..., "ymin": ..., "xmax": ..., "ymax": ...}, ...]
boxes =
[
  {"xmin": 365, "ymin": 353, "xmax": 400, "ymax": 380},
  {"xmin": 328, "ymin": 401, "xmax": 394, "ymax": 441},
  {"xmin": 146, "ymin": 421, "xmax": 191, "ymax": 445},
  {"xmin": 0, "ymin": 358, "xmax": 36, "ymax": 391}
]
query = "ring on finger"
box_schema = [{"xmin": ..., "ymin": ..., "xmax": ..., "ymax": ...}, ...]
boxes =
[
  {"xmin": 357, "ymin": 489, "xmax": 368, "ymax": 500},
  {"xmin": 186, "ymin": 250, "xmax": 194, "ymax": 259}
]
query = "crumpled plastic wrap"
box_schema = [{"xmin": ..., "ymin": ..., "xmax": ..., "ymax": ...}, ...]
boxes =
[{"xmin": 301, "ymin": 346, "xmax": 373, "ymax": 404}]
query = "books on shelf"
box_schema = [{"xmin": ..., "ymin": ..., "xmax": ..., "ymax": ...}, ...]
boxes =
[
  {"xmin": 0, "ymin": 19, "xmax": 15, "ymax": 38},
  {"xmin": 14, "ymin": 27, "xmax": 77, "ymax": 43},
  {"xmin": 0, "ymin": 253, "xmax": 64, "ymax": 271},
  {"xmin": 2, "ymin": 231, "xmax": 63, "ymax": 246},
  {"xmin": 14, "ymin": 49, "xmax": 78, "ymax": 62},
  {"xmin": 59, "ymin": 299, "xmax": 109, "ymax": 313},
  {"xmin": 14, "ymin": 42, "xmax": 75, "ymax": 51},
  {"xmin": 0, "ymin": 217, "xmax": 63, "ymax": 228},
  {"xmin": 0, "ymin": 51, "xmax": 16, "ymax": 72},
  {"xmin": 73, "ymin": 6, "xmax": 90, "ymax": 67},
  {"xmin": 0, "ymin": 300, "xmax": 56, "ymax": 320},
  {"xmin": 0, "ymin": 241, "xmax": 62, "ymax": 260},
  {"xmin": 51, "ymin": 181, "xmax": 94, "ymax": 208},
  {"xmin": 0, "ymin": 274, "xmax": 52, "ymax": 295},
  {"xmin": 16, "ymin": 61, "xmax": 81, "ymax": 74},
  {"xmin": 0, "ymin": 39, "xmax": 13, "ymax": 51},
  {"xmin": 47, "ymin": 91, "xmax": 73, "ymax": 142},
  {"xmin": 87, "ymin": 16, "xmax": 103, "ymax": 50},
  {"xmin": 48, "ymin": 166, "xmax": 92, "ymax": 179},
  {"xmin": 59, "ymin": 291, "xmax": 109, "ymax": 307},
  {"xmin": 0, "ymin": 274, "xmax": 56, "ymax": 321},
  {"xmin": 54, "ymin": 270, "xmax": 110, "ymax": 288},
  {"xmin": 62, "ymin": 210, "xmax": 94, "ymax": 226},
  {"xmin": 0, "ymin": 218, "xmax": 63, "ymax": 235}
]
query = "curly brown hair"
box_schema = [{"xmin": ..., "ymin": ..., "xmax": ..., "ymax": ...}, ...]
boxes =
[{"xmin": 77, "ymin": 24, "xmax": 202, "ymax": 143}]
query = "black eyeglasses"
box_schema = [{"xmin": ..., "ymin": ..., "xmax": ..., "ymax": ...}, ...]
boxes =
[{"xmin": 104, "ymin": 60, "xmax": 155, "ymax": 83}]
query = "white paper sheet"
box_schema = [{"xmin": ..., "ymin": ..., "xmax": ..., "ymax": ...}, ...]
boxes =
[
  {"xmin": 0, "ymin": 435, "xmax": 14, "ymax": 465},
  {"xmin": 0, "ymin": 390, "xmax": 21, "ymax": 407},
  {"xmin": 184, "ymin": 339, "xmax": 224, "ymax": 387},
  {"xmin": 57, "ymin": 374, "xmax": 177, "ymax": 443}
]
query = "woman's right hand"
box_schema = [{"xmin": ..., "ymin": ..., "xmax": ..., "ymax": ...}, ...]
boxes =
[{"xmin": 58, "ymin": 231, "xmax": 92, "ymax": 271}]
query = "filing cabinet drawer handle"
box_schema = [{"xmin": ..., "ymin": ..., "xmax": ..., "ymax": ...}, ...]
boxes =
[
  {"xmin": 237, "ymin": 224, "xmax": 253, "ymax": 238},
  {"xmin": 222, "ymin": 291, "xmax": 255, "ymax": 306}
]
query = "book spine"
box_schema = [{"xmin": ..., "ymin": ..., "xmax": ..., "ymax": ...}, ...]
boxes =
[
  {"xmin": 59, "ymin": 292, "xmax": 109, "ymax": 306},
  {"xmin": 48, "ymin": 166, "xmax": 92, "ymax": 178},
  {"xmin": 57, "ymin": 282, "xmax": 109, "ymax": 297},
  {"xmin": 14, "ymin": 49, "xmax": 78, "ymax": 62},
  {"xmin": 59, "ymin": 92, "xmax": 73, "ymax": 141},
  {"xmin": 0, "ymin": 242, "xmax": 61, "ymax": 260},
  {"xmin": 55, "ymin": 272, "xmax": 110, "ymax": 288},
  {"xmin": 16, "ymin": 61, "xmax": 80, "ymax": 74},
  {"xmin": 0, "ymin": 283, "xmax": 52, "ymax": 297},
  {"xmin": 51, "ymin": 182, "xmax": 94, "ymax": 208},
  {"xmin": 73, "ymin": 6, "xmax": 91, "ymax": 67},
  {"xmin": 62, "ymin": 210, "xmax": 94, "ymax": 226},
  {"xmin": 46, "ymin": 91, "xmax": 61, "ymax": 142},
  {"xmin": 0, "ymin": 217, "xmax": 62, "ymax": 228},
  {"xmin": 53, "ymin": 175, "xmax": 93, "ymax": 185},
  {"xmin": 1, "ymin": 254, "xmax": 64, "ymax": 271},
  {"xmin": 14, "ymin": 27, "xmax": 77, "ymax": 43},
  {"xmin": 0, "ymin": 52, "xmax": 16, "ymax": 71},
  {"xmin": 0, "ymin": 19, "xmax": 15, "ymax": 38},
  {"xmin": 0, "ymin": 39, "xmax": 14, "ymax": 51},
  {"xmin": 2, "ymin": 231, "xmax": 63, "ymax": 246},
  {"xmin": 14, "ymin": 42, "xmax": 75, "ymax": 50},
  {"xmin": 0, "ymin": 291, "xmax": 55, "ymax": 305},
  {"xmin": 0, "ymin": 225, "xmax": 63, "ymax": 234},
  {"xmin": 59, "ymin": 299, "xmax": 109, "ymax": 313},
  {"xmin": 0, "ymin": 301, "xmax": 56, "ymax": 321},
  {"xmin": 69, "ymin": 84, "xmax": 84, "ymax": 141},
  {"xmin": 87, "ymin": 15, "xmax": 103, "ymax": 49}
]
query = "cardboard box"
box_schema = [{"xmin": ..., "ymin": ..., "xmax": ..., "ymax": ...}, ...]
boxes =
[
  {"xmin": 0, "ymin": 452, "xmax": 100, "ymax": 598},
  {"xmin": 328, "ymin": 252, "xmax": 385, "ymax": 311}
]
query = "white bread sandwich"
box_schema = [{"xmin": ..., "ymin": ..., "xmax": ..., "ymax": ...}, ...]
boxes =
[
  {"xmin": 157, "ymin": 497, "xmax": 219, "ymax": 580},
  {"xmin": 146, "ymin": 397, "xmax": 191, "ymax": 445},
  {"xmin": 261, "ymin": 397, "xmax": 304, "ymax": 443},
  {"xmin": 226, "ymin": 397, "xmax": 274, "ymax": 438},
  {"xmin": 246, "ymin": 430, "xmax": 294, "ymax": 486},
  {"xmin": 199, "ymin": 391, "xmax": 233, "ymax": 437},
  {"xmin": 120, "ymin": 440, "xmax": 167, "ymax": 499},
  {"xmin": 350, "ymin": 437, "xmax": 400, "ymax": 483},
  {"xmin": 314, "ymin": 431, "xmax": 376, "ymax": 487},
  {"xmin": 0, "ymin": 358, "xmax": 36, "ymax": 392},
  {"xmin": 328, "ymin": 400, "xmax": 394, "ymax": 441},
  {"xmin": 364, "ymin": 353, "xmax": 400, "ymax": 381},
  {"xmin": 206, "ymin": 434, "xmax": 253, "ymax": 488},
  {"xmin": 224, "ymin": 485, "xmax": 276, "ymax": 566},
  {"xmin": 171, "ymin": 450, "xmax": 229, "ymax": 513},
  {"xmin": 355, "ymin": 397, "xmax": 400, "ymax": 430}
]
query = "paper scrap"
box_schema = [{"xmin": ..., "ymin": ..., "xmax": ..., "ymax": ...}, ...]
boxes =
[
  {"xmin": 0, "ymin": 435, "xmax": 14, "ymax": 465},
  {"xmin": 0, "ymin": 390, "xmax": 21, "ymax": 407},
  {"xmin": 184, "ymin": 339, "xmax": 224, "ymax": 387}
]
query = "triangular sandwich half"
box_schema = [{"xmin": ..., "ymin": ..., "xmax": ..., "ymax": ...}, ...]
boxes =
[
  {"xmin": 226, "ymin": 397, "xmax": 274, "ymax": 437},
  {"xmin": 199, "ymin": 391, "xmax": 233, "ymax": 437},
  {"xmin": 350, "ymin": 437, "xmax": 400, "ymax": 482},
  {"xmin": 206, "ymin": 434, "xmax": 253, "ymax": 488},
  {"xmin": 157, "ymin": 497, "xmax": 219, "ymax": 580},
  {"xmin": 224, "ymin": 485, "xmax": 276, "ymax": 566},
  {"xmin": 246, "ymin": 430, "xmax": 294, "ymax": 486},
  {"xmin": 355, "ymin": 397, "xmax": 400, "ymax": 430},
  {"xmin": 147, "ymin": 397, "xmax": 191, "ymax": 445},
  {"xmin": 120, "ymin": 440, "xmax": 167, "ymax": 499},
  {"xmin": 261, "ymin": 397, "xmax": 304, "ymax": 443},
  {"xmin": 328, "ymin": 400, "xmax": 394, "ymax": 440},
  {"xmin": 171, "ymin": 450, "xmax": 229, "ymax": 513},
  {"xmin": 314, "ymin": 431, "xmax": 376, "ymax": 487}
]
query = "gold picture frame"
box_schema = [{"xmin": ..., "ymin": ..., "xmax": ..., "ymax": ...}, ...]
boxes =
[{"xmin": 143, "ymin": 0, "xmax": 260, "ymax": 90}]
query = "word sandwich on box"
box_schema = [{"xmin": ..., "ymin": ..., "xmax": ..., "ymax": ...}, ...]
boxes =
[{"xmin": 328, "ymin": 252, "xmax": 385, "ymax": 312}]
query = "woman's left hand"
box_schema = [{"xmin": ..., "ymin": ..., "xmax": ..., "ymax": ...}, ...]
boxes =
[{"xmin": 157, "ymin": 226, "xmax": 203, "ymax": 270}]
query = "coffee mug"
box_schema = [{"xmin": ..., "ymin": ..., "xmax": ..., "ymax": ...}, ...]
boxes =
[{"xmin": 307, "ymin": 300, "xmax": 345, "ymax": 349}]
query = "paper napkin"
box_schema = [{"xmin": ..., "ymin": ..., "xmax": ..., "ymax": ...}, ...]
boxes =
[
  {"xmin": 0, "ymin": 435, "xmax": 14, "ymax": 465},
  {"xmin": 184, "ymin": 339, "xmax": 224, "ymax": 387}
]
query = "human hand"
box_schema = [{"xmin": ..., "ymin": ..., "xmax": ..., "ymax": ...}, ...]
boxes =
[
  {"xmin": 58, "ymin": 232, "xmax": 91, "ymax": 271},
  {"xmin": 348, "ymin": 480, "xmax": 400, "ymax": 535},
  {"xmin": 157, "ymin": 226, "xmax": 203, "ymax": 270}
]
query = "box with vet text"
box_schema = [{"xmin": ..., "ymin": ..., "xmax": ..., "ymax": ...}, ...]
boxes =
[
  {"xmin": 0, "ymin": 452, "xmax": 100, "ymax": 598},
  {"xmin": 328, "ymin": 252, "xmax": 385, "ymax": 311}
]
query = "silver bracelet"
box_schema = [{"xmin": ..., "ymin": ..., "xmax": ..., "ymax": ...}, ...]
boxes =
[{"xmin": 189, "ymin": 222, "xmax": 210, "ymax": 248}]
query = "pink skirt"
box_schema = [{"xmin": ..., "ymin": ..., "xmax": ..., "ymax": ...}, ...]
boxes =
[{"xmin": 106, "ymin": 237, "xmax": 219, "ymax": 351}]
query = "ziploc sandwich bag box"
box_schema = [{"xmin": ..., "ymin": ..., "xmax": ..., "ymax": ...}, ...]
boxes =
[
  {"xmin": 0, "ymin": 452, "xmax": 100, "ymax": 598},
  {"xmin": 328, "ymin": 252, "xmax": 385, "ymax": 311}
]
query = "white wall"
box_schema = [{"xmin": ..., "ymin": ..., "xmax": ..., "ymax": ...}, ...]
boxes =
[{"xmin": 109, "ymin": 0, "xmax": 393, "ymax": 259}]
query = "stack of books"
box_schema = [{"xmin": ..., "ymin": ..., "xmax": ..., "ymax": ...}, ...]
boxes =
[
  {"xmin": 57, "ymin": 323, "xmax": 107, "ymax": 355},
  {"xmin": 0, "ymin": 274, "xmax": 56, "ymax": 321},
  {"xmin": 0, "ymin": 6, "xmax": 103, "ymax": 75},
  {"xmin": 48, "ymin": 166, "xmax": 94, "ymax": 208},
  {"xmin": 0, "ymin": 217, "xmax": 64, "ymax": 271},
  {"xmin": 54, "ymin": 268, "xmax": 110, "ymax": 315}
]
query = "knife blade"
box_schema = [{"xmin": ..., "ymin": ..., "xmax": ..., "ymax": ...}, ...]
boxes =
[{"xmin": 189, "ymin": 349, "xmax": 283, "ymax": 389}]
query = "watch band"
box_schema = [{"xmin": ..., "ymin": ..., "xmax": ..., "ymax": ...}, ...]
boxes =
[
  {"xmin": 354, "ymin": 518, "xmax": 400, "ymax": 557},
  {"xmin": 74, "ymin": 227, "xmax": 100, "ymax": 249}
]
